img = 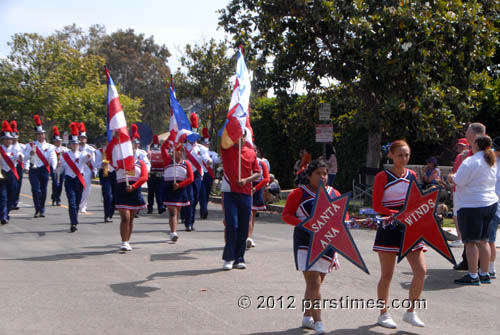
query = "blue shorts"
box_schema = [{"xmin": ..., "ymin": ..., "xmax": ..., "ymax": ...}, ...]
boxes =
[
  {"xmin": 488, "ymin": 205, "xmax": 500, "ymax": 243},
  {"xmin": 458, "ymin": 203, "xmax": 497, "ymax": 243}
]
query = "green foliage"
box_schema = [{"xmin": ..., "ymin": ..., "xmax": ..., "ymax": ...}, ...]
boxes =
[
  {"xmin": 0, "ymin": 32, "xmax": 142, "ymax": 143},
  {"xmin": 173, "ymin": 39, "xmax": 235, "ymax": 143},
  {"xmin": 219, "ymin": 0, "xmax": 500, "ymax": 168}
]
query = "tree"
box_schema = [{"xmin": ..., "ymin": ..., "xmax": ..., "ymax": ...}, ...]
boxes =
[
  {"xmin": 0, "ymin": 33, "xmax": 142, "ymax": 142},
  {"xmin": 98, "ymin": 29, "xmax": 172, "ymax": 133},
  {"xmin": 219, "ymin": 0, "xmax": 500, "ymax": 169},
  {"xmin": 174, "ymin": 38, "xmax": 235, "ymax": 142}
]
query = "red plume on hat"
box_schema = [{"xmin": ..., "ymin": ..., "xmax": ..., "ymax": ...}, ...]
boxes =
[
  {"xmin": 152, "ymin": 134, "xmax": 159, "ymax": 145},
  {"xmin": 34, "ymin": 114, "xmax": 42, "ymax": 126},
  {"xmin": 10, "ymin": 120, "xmax": 18, "ymax": 133},
  {"xmin": 79, "ymin": 122, "xmax": 86, "ymax": 133},
  {"xmin": 190, "ymin": 113, "xmax": 199, "ymax": 129},
  {"xmin": 2, "ymin": 120, "xmax": 12, "ymax": 133},
  {"xmin": 52, "ymin": 126, "xmax": 60, "ymax": 137},
  {"xmin": 202, "ymin": 127, "xmax": 209, "ymax": 139},
  {"xmin": 70, "ymin": 122, "xmax": 79, "ymax": 136},
  {"xmin": 131, "ymin": 123, "xmax": 140, "ymax": 139}
]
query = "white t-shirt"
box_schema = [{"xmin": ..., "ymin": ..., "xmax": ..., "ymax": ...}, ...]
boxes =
[{"xmin": 453, "ymin": 151, "xmax": 498, "ymax": 211}]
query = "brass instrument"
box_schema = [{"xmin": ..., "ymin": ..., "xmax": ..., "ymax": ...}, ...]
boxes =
[{"xmin": 102, "ymin": 150, "xmax": 109, "ymax": 177}]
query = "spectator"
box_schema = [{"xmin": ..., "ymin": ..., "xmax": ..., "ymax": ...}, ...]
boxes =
[
  {"xmin": 449, "ymin": 135, "xmax": 498, "ymax": 285},
  {"xmin": 325, "ymin": 144, "xmax": 338, "ymax": 186},
  {"xmin": 295, "ymin": 148, "xmax": 311, "ymax": 186},
  {"xmin": 456, "ymin": 138, "xmax": 469, "ymax": 155},
  {"xmin": 263, "ymin": 174, "xmax": 281, "ymax": 203},
  {"xmin": 422, "ymin": 157, "xmax": 440, "ymax": 189},
  {"xmin": 488, "ymin": 137, "xmax": 500, "ymax": 279}
]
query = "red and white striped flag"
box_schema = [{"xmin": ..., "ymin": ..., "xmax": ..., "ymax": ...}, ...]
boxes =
[{"xmin": 105, "ymin": 68, "xmax": 134, "ymax": 171}]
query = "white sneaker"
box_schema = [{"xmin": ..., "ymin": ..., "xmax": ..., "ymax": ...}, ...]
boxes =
[
  {"xmin": 223, "ymin": 260, "xmax": 234, "ymax": 271},
  {"xmin": 119, "ymin": 242, "xmax": 128, "ymax": 251},
  {"xmin": 302, "ymin": 317, "xmax": 314, "ymax": 330},
  {"xmin": 170, "ymin": 232, "xmax": 179, "ymax": 242},
  {"xmin": 234, "ymin": 262, "xmax": 247, "ymax": 269},
  {"xmin": 449, "ymin": 240, "xmax": 464, "ymax": 248},
  {"xmin": 247, "ymin": 238, "xmax": 256, "ymax": 248},
  {"xmin": 403, "ymin": 311, "xmax": 425, "ymax": 327},
  {"xmin": 80, "ymin": 209, "xmax": 87, "ymax": 214},
  {"xmin": 124, "ymin": 242, "xmax": 133, "ymax": 251},
  {"xmin": 377, "ymin": 312, "xmax": 397, "ymax": 329},
  {"xmin": 314, "ymin": 321, "xmax": 326, "ymax": 334}
]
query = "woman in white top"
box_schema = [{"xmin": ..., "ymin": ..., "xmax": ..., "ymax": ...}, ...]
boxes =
[
  {"xmin": 325, "ymin": 144, "xmax": 338, "ymax": 186},
  {"xmin": 448, "ymin": 135, "xmax": 498, "ymax": 285}
]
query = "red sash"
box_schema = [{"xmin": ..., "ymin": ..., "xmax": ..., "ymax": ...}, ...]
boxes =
[
  {"xmin": 0, "ymin": 146, "xmax": 20, "ymax": 180},
  {"xmin": 62, "ymin": 152, "xmax": 86, "ymax": 189},
  {"xmin": 33, "ymin": 143, "xmax": 50, "ymax": 172},
  {"xmin": 186, "ymin": 149, "xmax": 203, "ymax": 174},
  {"xmin": 202, "ymin": 161, "xmax": 214, "ymax": 178}
]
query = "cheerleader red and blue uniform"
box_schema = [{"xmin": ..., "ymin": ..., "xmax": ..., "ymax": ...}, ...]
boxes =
[
  {"xmin": 283, "ymin": 185, "xmax": 347, "ymax": 273},
  {"xmin": 161, "ymin": 150, "xmax": 194, "ymax": 207},
  {"xmin": 113, "ymin": 159, "xmax": 148, "ymax": 211},
  {"xmin": 252, "ymin": 158, "xmax": 270, "ymax": 211},
  {"xmin": 372, "ymin": 169, "xmax": 427, "ymax": 253}
]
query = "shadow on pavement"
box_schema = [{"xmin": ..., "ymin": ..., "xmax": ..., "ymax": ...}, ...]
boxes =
[
  {"xmin": 10, "ymin": 249, "xmax": 119, "ymax": 261},
  {"xmin": 7, "ymin": 229, "xmax": 70, "ymax": 237},
  {"xmin": 401, "ymin": 268, "xmax": 462, "ymax": 291},
  {"xmin": 110, "ymin": 267, "xmax": 223, "ymax": 298},
  {"xmin": 150, "ymin": 246, "xmax": 223, "ymax": 262},
  {"xmin": 110, "ymin": 280, "xmax": 160, "ymax": 298},
  {"xmin": 247, "ymin": 324, "xmax": 420, "ymax": 335}
]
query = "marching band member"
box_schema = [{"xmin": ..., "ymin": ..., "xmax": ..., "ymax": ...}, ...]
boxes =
[
  {"xmin": 147, "ymin": 135, "xmax": 166, "ymax": 214},
  {"xmin": 282, "ymin": 159, "xmax": 345, "ymax": 335},
  {"xmin": 51, "ymin": 126, "xmax": 67, "ymax": 206},
  {"xmin": 221, "ymin": 137, "xmax": 261, "ymax": 270},
  {"xmin": 106, "ymin": 131, "xmax": 148, "ymax": 252},
  {"xmin": 23, "ymin": 115, "xmax": 57, "ymax": 218},
  {"xmin": 161, "ymin": 136, "xmax": 194, "ymax": 242},
  {"xmin": 247, "ymin": 151, "xmax": 270, "ymax": 249},
  {"xmin": 95, "ymin": 139, "xmax": 116, "ymax": 223},
  {"xmin": 199, "ymin": 128, "xmax": 219, "ymax": 219},
  {"xmin": 10, "ymin": 120, "xmax": 24, "ymax": 210},
  {"xmin": 0, "ymin": 121, "xmax": 22, "ymax": 225},
  {"xmin": 60, "ymin": 123, "xmax": 90, "ymax": 232},
  {"xmin": 182, "ymin": 137, "xmax": 211, "ymax": 231},
  {"xmin": 78, "ymin": 122, "xmax": 96, "ymax": 213},
  {"xmin": 372, "ymin": 140, "xmax": 427, "ymax": 329}
]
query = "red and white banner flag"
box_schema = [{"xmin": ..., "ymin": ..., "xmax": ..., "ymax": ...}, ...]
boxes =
[{"xmin": 105, "ymin": 68, "xmax": 134, "ymax": 171}]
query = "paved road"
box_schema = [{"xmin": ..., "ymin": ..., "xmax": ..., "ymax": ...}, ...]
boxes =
[{"xmin": 0, "ymin": 177, "xmax": 499, "ymax": 335}]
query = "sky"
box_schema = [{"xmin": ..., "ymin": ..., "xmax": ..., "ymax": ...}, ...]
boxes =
[{"xmin": 0, "ymin": 0, "xmax": 231, "ymax": 71}]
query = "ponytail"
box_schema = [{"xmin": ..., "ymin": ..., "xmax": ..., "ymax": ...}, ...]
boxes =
[
  {"xmin": 484, "ymin": 149, "xmax": 496, "ymax": 167},
  {"xmin": 475, "ymin": 135, "xmax": 496, "ymax": 167}
]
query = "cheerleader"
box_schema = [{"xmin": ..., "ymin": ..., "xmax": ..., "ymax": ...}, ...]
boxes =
[
  {"xmin": 282, "ymin": 159, "xmax": 345, "ymax": 335},
  {"xmin": 372, "ymin": 140, "xmax": 426, "ymax": 329},
  {"xmin": 106, "ymin": 131, "xmax": 148, "ymax": 252},
  {"xmin": 247, "ymin": 152, "xmax": 270, "ymax": 249},
  {"xmin": 161, "ymin": 139, "xmax": 194, "ymax": 242},
  {"xmin": 60, "ymin": 123, "xmax": 90, "ymax": 232}
]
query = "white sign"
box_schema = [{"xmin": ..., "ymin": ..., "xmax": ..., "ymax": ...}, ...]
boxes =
[
  {"xmin": 315, "ymin": 124, "xmax": 333, "ymax": 143},
  {"xmin": 319, "ymin": 103, "xmax": 331, "ymax": 121}
]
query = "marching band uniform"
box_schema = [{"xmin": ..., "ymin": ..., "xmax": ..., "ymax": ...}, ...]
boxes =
[
  {"xmin": 221, "ymin": 141, "xmax": 261, "ymax": 269},
  {"xmin": 106, "ymin": 154, "xmax": 148, "ymax": 212},
  {"xmin": 0, "ymin": 121, "xmax": 22, "ymax": 224},
  {"xmin": 199, "ymin": 128, "xmax": 219, "ymax": 219},
  {"xmin": 160, "ymin": 140, "xmax": 194, "ymax": 208},
  {"xmin": 61, "ymin": 123, "xmax": 89, "ymax": 232},
  {"xmin": 78, "ymin": 122, "xmax": 96, "ymax": 213},
  {"xmin": 147, "ymin": 135, "xmax": 166, "ymax": 214},
  {"xmin": 95, "ymin": 145, "xmax": 116, "ymax": 222},
  {"xmin": 51, "ymin": 126, "xmax": 67, "ymax": 206},
  {"xmin": 182, "ymin": 141, "xmax": 211, "ymax": 231},
  {"xmin": 10, "ymin": 120, "xmax": 24, "ymax": 210},
  {"xmin": 23, "ymin": 115, "xmax": 57, "ymax": 218},
  {"xmin": 372, "ymin": 169, "xmax": 427, "ymax": 253},
  {"xmin": 252, "ymin": 158, "xmax": 270, "ymax": 212}
]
